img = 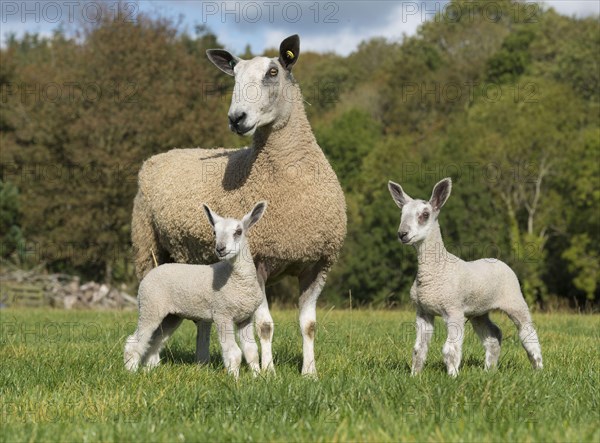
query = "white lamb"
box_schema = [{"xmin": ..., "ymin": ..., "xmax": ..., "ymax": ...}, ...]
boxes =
[
  {"xmin": 387, "ymin": 178, "xmax": 543, "ymax": 376},
  {"xmin": 124, "ymin": 201, "xmax": 267, "ymax": 379}
]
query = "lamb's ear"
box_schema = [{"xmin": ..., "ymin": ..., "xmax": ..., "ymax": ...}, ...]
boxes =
[
  {"xmin": 203, "ymin": 204, "xmax": 222, "ymax": 228},
  {"xmin": 206, "ymin": 49, "xmax": 241, "ymax": 76},
  {"xmin": 242, "ymin": 201, "xmax": 267, "ymax": 231},
  {"xmin": 430, "ymin": 178, "xmax": 452, "ymax": 211},
  {"xmin": 388, "ymin": 181, "xmax": 412, "ymax": 209},
  {"xmin": 278, "ymin": 34, "xmax": 300, "ymax": 71}
]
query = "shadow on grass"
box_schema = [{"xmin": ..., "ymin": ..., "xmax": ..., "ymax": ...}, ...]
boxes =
[
  {"xmin": 160, "ymin": 343, "xmax": 309, "ymax": 373},
  {"xmin": 161, "ymin": 345, "xmax": 223, "ymax": 370}
]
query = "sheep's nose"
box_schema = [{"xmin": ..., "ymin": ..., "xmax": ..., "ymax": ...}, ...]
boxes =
[
  {"xmin": 228, "ymin": 112, "xmax": 246, "ymax": 129},
  {"xmin": 216, "ymin": 245, "xmax": 226, "ymax": 256},
  {"xmin": 398, "ymin": 231, "xmax": 408, "ymax": 241}
]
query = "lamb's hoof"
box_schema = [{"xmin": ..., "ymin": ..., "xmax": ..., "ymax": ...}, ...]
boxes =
[
  {"xmin": 145, "ymin": 354, "xmax": 161, "ymax": 369},
  {"xmin": 262, "ymin": 364, "xmax": 276, "ymax": 376},
  {"xmin": 124, "ymin": 359, "xmax": 139, "ymax": 372},
  {"xmin": 448, "ymin": 368, "xmax": 459, "ymax": 378},
  {"xmin": 124, "ymin": 353, "xmax": 140, "ymax": 372},
  {"xmin": 249, "ymin": 365, "xmax": 261, "ymax": 378},
  {"xmin": 411, "ymin": 365, "xmax": 424, "ymax": 376}
]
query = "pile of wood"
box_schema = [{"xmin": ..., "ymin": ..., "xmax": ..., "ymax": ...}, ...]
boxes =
[{"xmin": 0, "ymin": 266, "xmax": 137, "ymax": 310}]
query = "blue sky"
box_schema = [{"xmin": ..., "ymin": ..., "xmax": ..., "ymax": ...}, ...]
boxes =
[{"xmin": 1, "ymin": 1, "xmax": 598, "ymax": 54}]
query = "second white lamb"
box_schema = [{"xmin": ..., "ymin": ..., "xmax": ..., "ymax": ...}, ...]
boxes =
[{"xmin": 388, "ymin": 178, "xmax": 543, "ymax": 377}]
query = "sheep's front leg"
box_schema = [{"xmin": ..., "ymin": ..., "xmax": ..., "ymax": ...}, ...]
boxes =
[
  {"xmin": 254, "ymin": 265, "xmax": 275, "ymax": 373},
  {"xmin": 237, "ymin": 318, "xmax": 260, "ymax": 376},
  {"xmin": 195, "ymin": 320, "xmax": 212, "ymax": 365},
  {"xmin": 216, "ymin": 319, "xmax": 242, "ymax": 379},
  {"xmin": 298, "ymin": 265, "xmax": 327, "ymax": 377},
  {"xmin": 412, "ymin": 310, "xmax": 434, "ymax": 375},
  {"xmin": 442, "ymin": 313, "xmax": 466, "ymax": 377}
]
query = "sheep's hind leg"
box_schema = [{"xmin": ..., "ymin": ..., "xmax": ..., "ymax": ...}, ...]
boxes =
[
  {"xmin": 412, "ymin": 310, "xmax": 434, "ymax": 375},
  {"xmin": 195, "ymin": 321, "xmax": 212, "ymax": 365},
  {"xmin": 503, "ymin": 303, "xmax": 543, "ymax": 370},
  {"xmin": 237, "ymin": 318, "xmax": 260, "ymax": 376},
  {"xmin": 471, "ymin": 314, "xmax": 502, "ymax": 370},
  {"xmin": 298, "ymin": 264, "xmax": 328, "ymax": 377},
  {"xmin": 442, "ymin": 313, "xmax": 466, "ymax": 377},
  {"xmin": 216, "ymin": 319, "xmax": 243, "ymax": 379}
]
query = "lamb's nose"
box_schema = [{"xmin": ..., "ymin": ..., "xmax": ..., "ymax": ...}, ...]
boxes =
[
  {"xmin": 398, "ymin": 231, "xmax": 408, "ymax": 241},
  {"xmin": 228, "ymin": 112, "xmax": 246, "ymax": 129},
  {"xmin": 216, "ymin": 245, "xmax": 226, "ymax": 256}
]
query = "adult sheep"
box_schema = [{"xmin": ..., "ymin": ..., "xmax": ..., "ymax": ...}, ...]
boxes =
[{"xmin": 131, "ymin": 35, "xmax": 347, "ymax": 376}]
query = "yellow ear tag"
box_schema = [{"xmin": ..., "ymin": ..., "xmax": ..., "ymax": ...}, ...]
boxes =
[{"xmin": 286, "ymin": 50, "xmax": 295, "ymax": 59}]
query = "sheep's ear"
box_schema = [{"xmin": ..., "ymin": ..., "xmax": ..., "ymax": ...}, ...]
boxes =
[
  {"xmin": 388, "ymin": 181, "xmax": 412, "ymax": 209},
  {"xmin": 278, "ymin": 34, "xmax": 300, "ymax": 71},
  {"xmin": 242, "ymin": 201, "xmax": 267, "ymax": 231},
  {"xmin": 430, "ymin": 178, "xmax": 452, "ymax": 211},
  {"xmin": 203, "ymin": 204, "xmax": 222, "ymax": 228},
  {"xmin": 206, "ymin": 49, "xmax": 241, "ymax": 76}
]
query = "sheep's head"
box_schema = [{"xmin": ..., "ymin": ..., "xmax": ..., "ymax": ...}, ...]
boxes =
[
  {"xmin": 206, "ymin": 34, "xmax": 300, "ymax": 136},
  {"xmin": 387, "ymin": 178, "xmax": 452, "ymax": 246},
  {"xmin": 203, "ymin": 201, "xmax": 267, "ymax": 261}
]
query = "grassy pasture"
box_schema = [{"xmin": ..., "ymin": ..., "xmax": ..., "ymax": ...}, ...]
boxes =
[{"xmin": 0, "ymin": 309, "xmax": 598, "ymax": 442}]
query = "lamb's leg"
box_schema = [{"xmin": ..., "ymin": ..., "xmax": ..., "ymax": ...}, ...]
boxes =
[
  {"xmin": 124, "ymin": 320, "xmax": 161, "ymax": 372},
  {"xmin": 195, "ymin": 321, "xmax": 212, "ymax": 365},
  {"xmin": 442, "ymin": 313, "xmax": 466, "ymax": 377},
  {"xmin": 298, "ymin": 264, "xmax": 328, "ymax": 377},
  {"xmin": 254, "ymin": 264, "xmax": 275, "ymax": 373},
  {"xmin": 144, "ymin": 314, "xmax": 183, "ymax": 369},
  {"xmin": 502, "ymin": 302, "xmax": 543, "ymax": 370},
  {"xmin": 471, "ymin": 314, "xmax": 502, "ymax": 370},
  {"xmin": 237, "ymin": 318, "xmax": 260, "ymax": 376},
  {"xmin": 215, "ymin": 318, "xmax": 243, "ymax": 379},
  {"xmin": 411, "ymin": 310, "xmax": 434, "ymax": 375}
]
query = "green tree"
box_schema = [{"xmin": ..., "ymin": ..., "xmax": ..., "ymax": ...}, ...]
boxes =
[{"xmin": 0, "ymin": 180, "xmax": 25, "ymax": 260}]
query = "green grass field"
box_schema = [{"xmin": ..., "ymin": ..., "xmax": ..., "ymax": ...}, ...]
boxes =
[{"xmin": 1, "ymin": 308, "xmax": 598, "ymax": 442}]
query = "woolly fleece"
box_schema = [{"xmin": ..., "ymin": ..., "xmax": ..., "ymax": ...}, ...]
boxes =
[{"xmin": 131, "ymin": 82, "xmax": 347, "ymax": 281}]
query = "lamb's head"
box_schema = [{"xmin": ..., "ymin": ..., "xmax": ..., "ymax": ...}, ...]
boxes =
[
  {"xmin": 387, "ymin": 178, "xmax": 452, "ymax": 245},
  {"xmin": 203, "ymin": 201, "xmax": 267, "ymax": 260},
  {"xmin": 206, "ymin": 34, "xmax": 300, "ymax": 136}
]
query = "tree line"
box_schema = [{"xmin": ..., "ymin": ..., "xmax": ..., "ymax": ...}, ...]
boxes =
[{"xmin": 1, "ymin": 0, "xmax": 598, "ymax": 308}]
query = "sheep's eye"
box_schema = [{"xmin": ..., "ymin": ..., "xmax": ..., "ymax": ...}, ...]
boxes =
[
  {"xmin": 235, "ymin": 228, "xmax": 242, "ymax": 236},
  {"xmin": 268, "ymin": 67, "xmax": 278, "ymax": 77},
  {"xmin": 422, "ymin": 212, "xmax": 430, "ymax": 220}
]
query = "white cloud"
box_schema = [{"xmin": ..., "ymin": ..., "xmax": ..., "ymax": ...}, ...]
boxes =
[
  {"xmin": 543, "ymin": 1, "xmax": 600, "ymax": 17},
  {"xmin": 286, "ymin": 3, "xmax": 425, "ymax": 56},
  {"xmin": 220, "ymin": 2, "xmax": 430, "ymax": 56}
]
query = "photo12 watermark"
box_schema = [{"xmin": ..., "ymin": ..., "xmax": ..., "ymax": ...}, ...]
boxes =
[{"xmin": 1, "ymin": 1, "xmax": 138, "ymax": 25}]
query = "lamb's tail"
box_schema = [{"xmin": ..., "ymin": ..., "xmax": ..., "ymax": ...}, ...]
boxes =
[{"xmin": 132, "ymin": 191, "xmax": 161, "ymax": 280}]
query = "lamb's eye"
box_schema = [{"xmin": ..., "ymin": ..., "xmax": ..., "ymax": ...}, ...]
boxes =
[
  {"xmin": 268, "ymin": 67, "xmax": 278, "ymax": 77},
  {"xmin": 422, "ymin": 212, "xmax": 430, "ymax": 220},
  {"xmin": 235, "ymin": 228, "xmax": 242, "ymax": 236}
]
